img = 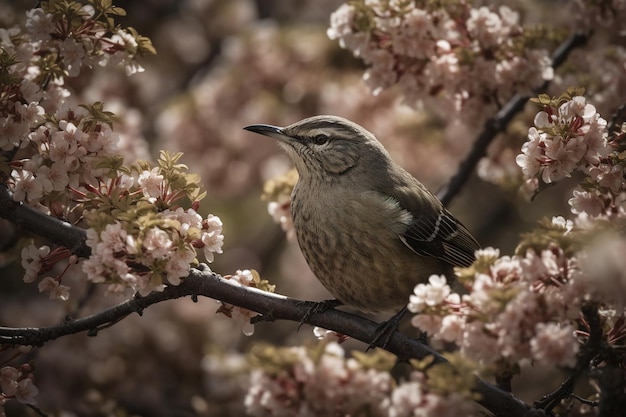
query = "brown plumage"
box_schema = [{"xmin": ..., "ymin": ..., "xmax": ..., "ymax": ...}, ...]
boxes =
[{"xmin": 245, "ymin": 115, "xmax": 479, "ymax": 312}]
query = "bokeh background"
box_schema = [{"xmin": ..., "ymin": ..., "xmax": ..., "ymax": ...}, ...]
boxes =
[{"xmin": 0, "ymin": 0, "xmax": 615, "ymax": 415}]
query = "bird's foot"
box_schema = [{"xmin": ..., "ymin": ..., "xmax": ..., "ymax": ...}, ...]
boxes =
[
  {"xmin": 297, "ymin": 299, "xmax": 343, "ymax": 331},
  {"xmin": 368, "ymin": 307, "xmax": 408, "ymax": 351}
]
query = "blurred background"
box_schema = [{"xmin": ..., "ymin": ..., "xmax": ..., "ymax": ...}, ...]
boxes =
[{"xmin": 0, "ymin": 0, "xmax": 605, "ymax": 415}]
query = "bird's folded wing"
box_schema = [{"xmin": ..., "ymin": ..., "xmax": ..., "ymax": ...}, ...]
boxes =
[{"xmin": 399, "ymin": 208, "xmax": 479, "ymax": 268}]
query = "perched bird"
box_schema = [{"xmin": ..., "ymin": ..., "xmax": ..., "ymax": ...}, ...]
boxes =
[{"xmin": 244, "ymin": 115, "xmax": 479, "ymax": 314}]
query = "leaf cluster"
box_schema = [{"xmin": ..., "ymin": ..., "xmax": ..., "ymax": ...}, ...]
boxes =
[{"xmin": 530, "ymin": 86, "xmax": 586, "ymax": 109}]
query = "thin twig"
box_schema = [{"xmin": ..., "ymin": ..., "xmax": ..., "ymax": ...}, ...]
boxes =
[
  {"xmin": 534, "ymin": 304, "xmax": 603, "ymax": 412},
  {"xmin": 437, "ymin": 32, "xmax": 588, "ymax": 206}
]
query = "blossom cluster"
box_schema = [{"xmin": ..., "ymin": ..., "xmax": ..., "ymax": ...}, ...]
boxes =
[
  {"xmin": 516, "ymin": 93, "xmax": 609, "ymax": 191},
  {"xmin": 20, "ymin": 244, "xmax": 73, "ymax": 300},
  {"xmin": 409, "ymin": 244, "xmax": 583, "ymax": 369},
  {"xmin": 78, "ymin": 152, "xmax": 224, "ymax": 296},
  {"xmin": 1, "ymin": 2, "xmax": 153, "ymax": 213},
  {"xmin": 19, "ymin": 151, "xmax": 225, "ymax": 298},
  {"xmin": 2, "ymin": 5, "xmax": 226, "ymax": 298},
  {"xmin": 409, "ymin": 223, "xmax": 626, "ymax": 382},
  {"xmin": 516, "ymin": 92, "xmax": 626, "ymax": 221},
  {"xmin": 8, "ymin": 106, "xmax": 121, "ymax": 210},
  {"xmin": 327, "ymin": 1, "xmax": 554, "ymax": 127},
  {"xmin": 244, "ymin": 342, "xmax": 479, "ymax": 417},
  {"xmin": 0, "ymin": 363, "xmax": 39, "ymax": 414}
]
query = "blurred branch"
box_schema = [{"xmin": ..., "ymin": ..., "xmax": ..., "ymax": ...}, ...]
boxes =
[
  {"xmin": 437, "ymin": 32, "xmax": 589, "ymax": 206},
  {"xmin": 534, "ymin": 304, "xmax": 602, "ymax": 412},
  {"xmin": 607, "ymin": 102, "xmax": 626, "ymax": 134}
]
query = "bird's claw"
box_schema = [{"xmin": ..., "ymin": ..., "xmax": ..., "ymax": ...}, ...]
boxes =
[
  {"xmin": 297, "ymin": 299, "xmax": 343, "ymax": 331},
  {"xmin": 367, "ymin": 307, "xmax": 408, "ymax": 351}
]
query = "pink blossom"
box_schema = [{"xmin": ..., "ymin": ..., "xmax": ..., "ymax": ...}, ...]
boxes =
[
  {"xmin": 16, "ymin": 102, "xmax": 44, "ymax": 126},
  {"xmin": 439, "ymin": 314, "xmax": 464, "ymax": 343},
  {"xmin": 541, "ymin": 136, "xmax": 584, "ymax": 183},
  {"xmin": 0, "ymin": 367, "xmax": 19, "ymax": 397},
  {"xmin": 461, "ymin": 322, "xmax": 500, "ymax": 363},
  {"xmin": 137, "ymin": 167, "xmax": 164, "ymax": 201},
  {"xmin": 161, "ymin": 207, "xmax": 203, "ymax": 231},
  {"xmin": 0, "ymin": 116, "xmax": 26, "ymax": 150},
  {"xmin": 218, "ymin": 270, "xmax": 261, "ymax": 335},
  {"xmin": 14, "ymin": 378, "xmax": 39, "ymax": 405},
  {"xmin": 467, "ymin": 6, "xmax": 505, "ymax": 47},
  {"xmin": 164, "ymin": 254, "xmax": 191, "ymax": 285},
  {"xmin": 363, "ymin": 50, "xmax": 396, "ymax": 96},
  {"xmin": 568, "ymin": 188, "xmax": 604, "ymax": 217},
  {"xmin": 60, "ymin": 37, "xmax": 85, "ymax": 77},
  {"xmin": 99, "ymin": 222, "xmax": 128, "ymax": 252},
  {"xmin": 551, "ymin": 216, "xmax": 574, "ymax": 233},
  {"xmin": 202, "ymin": 214, "xmax": 224, "ymax": 262},
  {"xmin": 408, "ymin": 275, "xmax": 451, "ymax": 313},
  {"xmin": 588, "ymin": 163, "xmax": 623, "ymax": 193},
  {"xmin": 106, "ymin": 30, "xmax": 145, "ymax": 75},
  {"xmin": 143, "ymin": 227, "xmax": 173, "ymax": 259},
  {"xmin": 49, "ymin": 122, "xmax": 84, "ymax": 163},
  {"xmin": 387, "ymin": 378, "xmax": 423, "ymax": 417},
  {"xmin": 517, "ymin": 96, "xmax": 608, "ymax": 186},
  {"xmin": 11, "ymin": 169, "xmax": 43, "ymax": 202},
  {"xmin": 327, "ymin": 4, "xmax": 371, "ymax": 57},
  {"xmin": 0, "ymin": 365, "xmax": 39, "ymax": 405},
  {"xmin": 244, "ymin": 342, "xmax": 392, "ymax": 416},
  {"xmin": 530, "ymin": 322, "xmax": 579, "ymax": 367},
  {"xmin": 37, "ymin": 277, "xmax": 70, "ymax": 301},
  {"xmin": 411, "ymin": 313, "xmax": 442, "ymax": 335},
  {"xmin": 25, "ymin": 8, "xmax": 54, "ymax": 41},
  {"xmin": 36, "ymin": 161, "xmax": 70, "ymax": 192},
  {"xmin": 515, "ymin": 128, "xmax": 542, "ymax": 177},
  {"xmin": 21, "ymin": 244, "xmax": 50, "ymax": 283},
  {"xmin": 268, "ymin": 200, "xmax": 295, "ymax": 240}
]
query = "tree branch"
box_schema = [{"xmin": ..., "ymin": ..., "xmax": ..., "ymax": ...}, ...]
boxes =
[
  {"xmin": 534, "ymin": 304, "xmax": 603, "ymax": 412},
  {"xmin": 437, "ymin": 32, "xmax": 589, "ymax": 206},
  {"xmin": 0, "ymin": 185, "xmax": 90, "ymax": 258},
  {"xmin": 0, "ymin": 266, "xmax": 536, "ymax": 417}
]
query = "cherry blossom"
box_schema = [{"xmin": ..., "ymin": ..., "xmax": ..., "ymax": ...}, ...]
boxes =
[{"xmin": 328, "ymin": 2, "xmax": 554, "ymax": 128}]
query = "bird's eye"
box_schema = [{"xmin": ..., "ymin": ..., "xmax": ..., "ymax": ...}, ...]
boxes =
[{"xmin": 310, "ymin": 134, "xmax": 329, "ymax": 146}]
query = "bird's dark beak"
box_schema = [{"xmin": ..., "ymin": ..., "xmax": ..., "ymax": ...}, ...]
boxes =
[{"xmin": 243, "ymin": 124, "xmax": 287, "ymax": 142}]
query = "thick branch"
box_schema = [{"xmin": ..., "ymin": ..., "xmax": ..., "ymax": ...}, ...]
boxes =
[
  {"xmin": 437, "ymin": 32, "xmax": 589, "ymax": 206},
  {"xmin": 0, "ymin": 185, "xmax": 90, "ymax": 258},
  {"xmin": 0, "ymin": 266, "xmax": 535, "ymax": 417}
]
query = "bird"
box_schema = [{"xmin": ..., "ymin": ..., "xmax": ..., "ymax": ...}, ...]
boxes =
[{"xmin": 244, "ymin": 115, "xmax": 479, "ymax": 315}]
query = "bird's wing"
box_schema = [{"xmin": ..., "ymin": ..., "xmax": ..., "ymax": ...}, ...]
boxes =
[
  {"xmin": 387, "ymin": 181, "xmax": 480, "ymax": 268},
  {"xmin": 399, "ymin": 207, "xmax": 479, "ymax": 267}
]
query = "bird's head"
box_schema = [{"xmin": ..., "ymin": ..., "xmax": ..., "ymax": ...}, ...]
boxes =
[{"xmin": 244, "ymin": 115, "xmax": 392, "ymax": 181}]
